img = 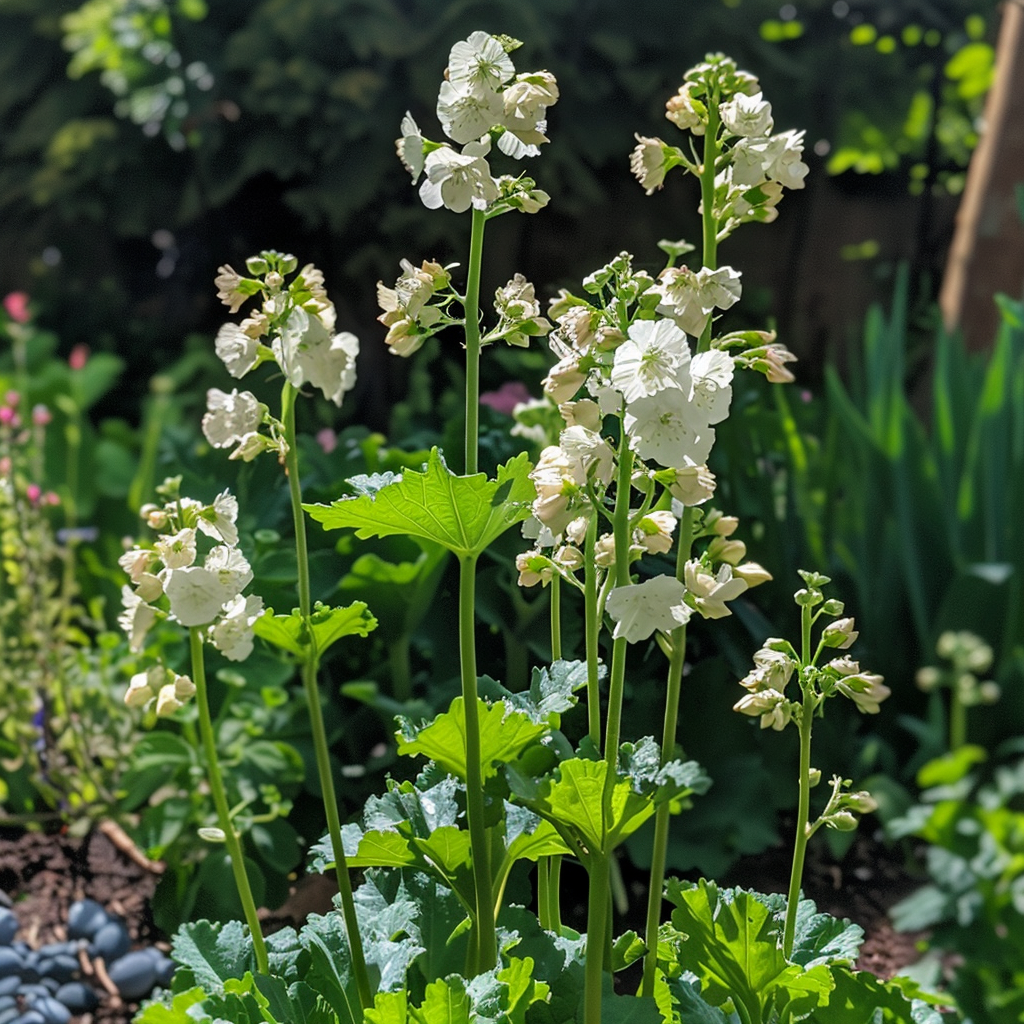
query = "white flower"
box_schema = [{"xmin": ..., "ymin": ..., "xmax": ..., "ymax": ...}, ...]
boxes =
[
  {"xmin": 733, "ymin": 562, "xmax": 773, "ymax": 587},
  {"xmin": 542, "ymin": 352, "xmax": 586, "ymax": 404},
  {"xmin": 606, "ymin": 576, "xmax": 691, "ymax": 642},
  {"xmin": 684, "ymin": 561, "xmax": 748, "ymax": 619},
  {"xmin": 558, "ymin": 426, "xmax": 615, "ymax": 486},
  {"xmin": 135, "ymin": 572, "xmax": 164, "ymax": 603},
  {"xmin": 202, "ymin": 388, "xmax": 265, "ymax": 450},
  {"xmin": 559, "ymin": 399, "xmax": 602, "ymax": 431},
  {"xmin": 835, "ymin": 671, "xmax": 890, "ymax": 714},
  {"xmin": 214, "ymin": 323, "xmax": 260, "ymax": 378},
  {"xmin": 214, "ymin": 265, "xmax": 247, "ymax": 314},
  {"xmin": 274, "ymin": 307, "xmax": 359, "ymax": 407},
  {"xmin": 611, "ymin": 319, "xmax": 692, "ymax": 403},
  {"xmin": 437, "ymin": 81, "xmax": 505, "ymax": 145},
  {"xmin": 118, "ymin": 546, "xmax": 154, "ymax": 583},
  {"xmin": 516, "ymin": 549, "xmax": 553, "ymax": 588},
  {"xmin": 155, "ymin": 684, "xmax": 185, "ymax": 718},
  {"xmin": 163, "ymin": 566, "xmax": 235, "ymax": 627},
  {"xmin": 720, "ymin": 91, "xmax": 773, "ymax": 138},
  {"xmin": 667, "ymin": 462, "xmax": 716, "ymax": 505},
  {"xmin": 124, "ymin": 666, "xmax": 162, "ymax": 708},
  {"xmin": 154, "ymin": 528, "xmax": 197, "ymax": 569},
  {"xmin": 529, "ymin": 444, "xmax": 586, "ymax": 536},
  {"xmin": 632, "ymin": 135, "xmax": 671, "ymax": 194},
  {"xmin": 119, "ymin": 586, "xmax": 157, "ymax": 652},
  {"xmin": 504, "ymin": 71, "xmax": 557, "ymax": 118},
  {"xmin": 447, "ymin": 31, "xmax": 515, "ymax": 96},
  {"xmin": 419, "ymin": 147, "xmax": 500, "ymax": 213},
  {"xmin": 196, "ymin": 490, "xmax": 239, "ymax": 547},
  {"xmin": 208, "ymin": 594, "xmax": 263, "ymax": 661},
  {"xmin": 204, "ymin": 544, "xmax": 253, "ymax": 598},
  {"xmin": 396, "ymin": 112, "xmax": 426, "ymax": 183},
  {"xmin": 732, "ymin": 130, "xmax": 808, "ymax": 190},
  {"xmin": 665, "ymin": 81, "xmax": 705, "ymax": 134},
  {"xmin": 690, "ymin": 350, "xmax": 734, "ymax": 425},
  {"xmin": 654, "ymin": 266, "xmax": 742, "ymax": 337},
  {"xmin": 636, "ymin": 510, "xmax": 677, "ymax": 555},
  {"xmin": 733, "ymin": 688, "xmax": 792, "ymax": 730},
  {"xmin": 624, "ymin": 390, "xmax": 715, "ymax": 468}
]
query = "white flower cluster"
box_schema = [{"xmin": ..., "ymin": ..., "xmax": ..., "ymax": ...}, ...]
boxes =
[
  {"xmin": 630, "ymin": 55, "xmax": 809, "ymax": 237},
  {"xmin": 211, "ymin": 254, "xmax": 359, "ymax": 413},
  {"xmin": 118, "ymin": 484, "xmax": 263, "ymax": 714},
  {"xmin": 397, "ymin": 31, "xmax": 558, "ymax": 214}
]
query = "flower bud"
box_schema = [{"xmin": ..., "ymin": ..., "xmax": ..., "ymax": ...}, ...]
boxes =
[
  {"xmin": 245, "ymin": 256, "xmax": 269, "ymax": 275},
  {"xmin": 712, "ymin": 515, "xmax": 739, "ymax": 537},
  {"xmin": 198, "ymin": 827, "xmax": 227, "ymax": 843},
  {"xmin": 822, "ymin": 617, "xmax": 858, "ymax": 650},
  {"xmin": 124, "ymin": 670, "xmax": 157, "ymax": 708},
  {"xmin": 915, "ymin": 666, "xmax": 941, "ymax": 692},
  {"xmin": 733, "ymin": 562, "xmax": 772, "ymax": 588},
  {"xmin": 979, "ymin": 681, "xmax": 1001, "ymax": 704},
  {"xmin": 594, "ymin": 533, "xmax": 616, "ymax": 568},
  {"xmin": 173, "ymin": 674, "xmax": 197, "ymax": 701},
  {"xmin": 794, "ymin": 588, "xmax": 820, "ymax": 607},
  {"xmin": 808, "ymin": 767, "xmax": 822, "ymax": 787},
  {"xmin": 707, "ymin": 536, "xmax": 746, "ymax": 566},
  {"xmin": 821, "ymin": 599, "xmax": 845, "ymax": 616},
  {"xmin": 155, "ymin": 684, "xmax": 185, "ymax": 717},
  {"xmin": 844, "ymin": 790, "xmax": 878, "ymax": 814},
  {"xmin": 827, "ymin": 811, "xmax": 858, "ymax": 832}
]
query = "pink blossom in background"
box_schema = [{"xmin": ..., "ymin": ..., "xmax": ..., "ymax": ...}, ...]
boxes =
[
  {"xmin": 26, "ymin": 483, "xmax": 41, "ymax": 504},
  {"xmin": 0, "ymin": 457, "xmax": 11, "ymax": 475},
  {"xmin": 68, "ymin": 344, "xmax": 90, "ymax": 370},
  {"xmin": 45, "ymin": 491, "xmax": 60, "ymax": 506},
  {"xmin": 3, "ymin": 292, "xmax": 29, "ymax": 323},
  {"xmin": 315, "ymin": 428, "xmax": 338, "ymax": 454},
  {"xmin": 0, "ymin": 406, "xmax": 18, "ymax": 426},
  {"xmin": 479, "ymin": 381, "xmax": 532, "ymax": 416},
  {"xmin": 4, "ymin": 391, "xmax": 19, "ymax": 406},
  {"xmin": 32, "ymin": 404, "xmax": 52, "ymax": 426}
]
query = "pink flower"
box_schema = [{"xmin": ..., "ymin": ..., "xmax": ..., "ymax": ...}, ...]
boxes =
[
  {"xmin": 480, "ymin": 381, "xmax": 532, "ymax": 416},
  {"xmin": 315, "ymin": 428, "xmax": 338, "ymax": 454},
  {"xmin": 0, "ymin": 406, "xmax": 17, "ymax": 426},
  {"xmin": 3, "ymin": 292, "xmax": 30, "ymax": 323},
  {"xmin": 44, "ymin": 491, "xmax": 60, "ymax": 506},
  {"xmin": 4, "ymin": 391, "xmax": 18, "ymax": 406},
  {"xmin": 69, "ymin": 344, "xmax": 90, "ymax": 370},
  {"xmin": 32, "ymin": 404, "xmax": 51, "ymax": 426},
  {"xmin": 26, "ymin": 483, "xmax": 41, "ymax": 504}
]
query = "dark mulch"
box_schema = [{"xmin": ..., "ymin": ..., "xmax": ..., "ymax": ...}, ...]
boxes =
[{"xmin": 0, "ymin": 821, "xmax": 932, "ymax": 1023}]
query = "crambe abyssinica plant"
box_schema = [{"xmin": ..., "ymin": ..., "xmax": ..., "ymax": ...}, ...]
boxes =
[{"xmin": 133, "ymin": 35, "xmax": 948, "ymax": 1024}]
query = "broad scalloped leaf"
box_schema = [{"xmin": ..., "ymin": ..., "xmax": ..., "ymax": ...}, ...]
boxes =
[
  {"xmin": 663, "ymin": 880, "xmax": 833, "ymax": 1023},
  {"xmin": 170, "ymin": 920, "xmax": 256, "ymax": 995},
  {"xmin": 397, "ymin": 697, "xmax": 548, "ymax": 781},
  {"xmin": 789, "ymin": 898, "xmax": 864, "ymax": 969},
  {"xmin": 304, "ymin": 448, "xmax": 535, "ymax": 557},
  {"xmin": 253, "ymin": 601, "xmax": 376, "ymax": 659}
]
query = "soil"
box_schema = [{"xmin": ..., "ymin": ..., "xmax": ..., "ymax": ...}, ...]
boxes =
[{"xmin": 0, "ymin": 820, "xmax": 933, "ymax": 1024}]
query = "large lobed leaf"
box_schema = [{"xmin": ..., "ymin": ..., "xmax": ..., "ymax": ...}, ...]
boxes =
[{"xmin": 304, "ymin": 449, "xmax": 535, "ymax": 558}]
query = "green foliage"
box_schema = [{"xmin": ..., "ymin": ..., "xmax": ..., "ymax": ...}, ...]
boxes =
[{"xmin": 888, "ymin": 743, "xmax": 1024, "ymax": 1023}]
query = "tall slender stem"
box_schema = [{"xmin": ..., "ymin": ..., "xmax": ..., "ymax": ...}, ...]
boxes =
[
  {"xmin": 190, "ymin": 627, "xmax": 269, "ymax": 975},
  {"xmin": 583, "ymin": 853, "xmax": 610, "ymax": 1024},
  {"xmin": 550, "ymin": 575, "xmax": 562, "ymax": 661},
  {"xmin": 697, "ymin": 93, "xmax": 721, "ymax": 355},
  {"xmin": 281, "ymin": 383, "xmax": 372, "ymax": 1008},
  {"xmin": 641, "ymin": 505, "xmax": 697, "ymax": 996},
  {"xmin": 459, "ymin": 553, "xmax": 497, "ymax": 972},
  {"xmin": 783, "ymin": 679, "xmax": 816, "ymax": 958},
  {"xmin": 584, "ymin": 515, "xmax": 601, "ymax": 750},
  {"xmin": 949, "ymin": 689, "xmax": 967, "ymax": 750},
  {"xmin": 463, "ymin": 208, "xmax": 487, "ymax": 475},
  {"xmin": 603, "ymin": 442, "xmax": 636, "ymax": 762}
]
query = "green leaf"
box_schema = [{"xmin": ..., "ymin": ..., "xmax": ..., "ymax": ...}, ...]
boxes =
[
  {"xmin": 418, "ymin": 976, "xmax": 473, "ymax": 1024},
  {"xmin": 611, "ymin": 930, "xmax": 646, "ymax": 972},
  {"xmin": 171, "ymin": 920, "xmax": 258, "ymax": 995},
  {"xmin": 300, "ymin": 913, "xmax": 363, "ymax": 1024},
  {"xmin": 789, "ymin": 899, "xmax": 864, "ymax": 968},
  {"xmin": 662, "ymin": 973, "xmax": 735, "ymax": 1024},
  {"xmin": 397, "ymin": 697, "xmax": 548, "ymax": 782},
  {"xmin": 916, "ymin": 745, "xmax": 987, "ymax": 788},
  {"xmin": 253, "ymin": 601, "xmax": 377, "ymax": 660},
  {"xmin": 304, "ymin": 449, "xmax": 535, "ymax": 558},
  {"xmin": 135, "ymin": 987, "xmax": 211, "ymax": 1024}
]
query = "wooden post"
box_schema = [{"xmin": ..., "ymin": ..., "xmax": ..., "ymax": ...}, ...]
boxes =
[{"xmin": 939, "ymin": 0, "xmax": 1024, "ymax": 350}]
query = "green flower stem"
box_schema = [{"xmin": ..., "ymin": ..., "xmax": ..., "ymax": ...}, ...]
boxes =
[
  {"xmin": 584, "ymin": 514, "xmax": 601, "ymax": 750},
  {"xmin": 603, "ymin": 442, "xmax": 636, "ymax": 763},
  {"xmin": 550, "ymin": 574, "xmax": 562, "ymax": 662},
  {"xmin": 458, "ymin": 552, "xmax": 497, "ymax": 973},
  {"xmin": 583, "ymin": 852, "xmax": 610, "ymax": 1024},
  {"xmin": 281, "ymin": 383, "xmax": 372, "ymax": 1009},
  {"xmin": 697, "ymin": 95, "xmax": 721, "ymax": 355},
  {"xmin": 546, "ymin": 855, "xmax": 563, "ymax": 934},
  {"xmin": 641, "ymin": 505, "xmax": 697, "ymax": 997},
  {"xmin": 783, "ymin": 683, "xmax": 817, "ymax": 959},
  {"xmin": 189, "ymin": 627, "xmax": 269, "ymax": 976},
  {"xmin": 463, "ymin": 208, "xmax": 487, "ymax": 476}
]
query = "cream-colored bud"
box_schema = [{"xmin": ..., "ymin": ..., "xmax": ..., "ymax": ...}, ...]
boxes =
[
  {"xmin": 707, "ymin": 536, "xmax": 746, "ymax": 566},
  {"xmin": 713, "ymin": 515, "xmax": 739, "ymax": 537},
  {"xmin": 155, "ymin": 684, "xmax": 185, "ymax": 717},
  {"xmin": 594, "ymin": 534, "xmax": 616, "ymax": 568},
  {"xmin": 733, "ymin": 562, "xmax": 772, "ymax": 587}
]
